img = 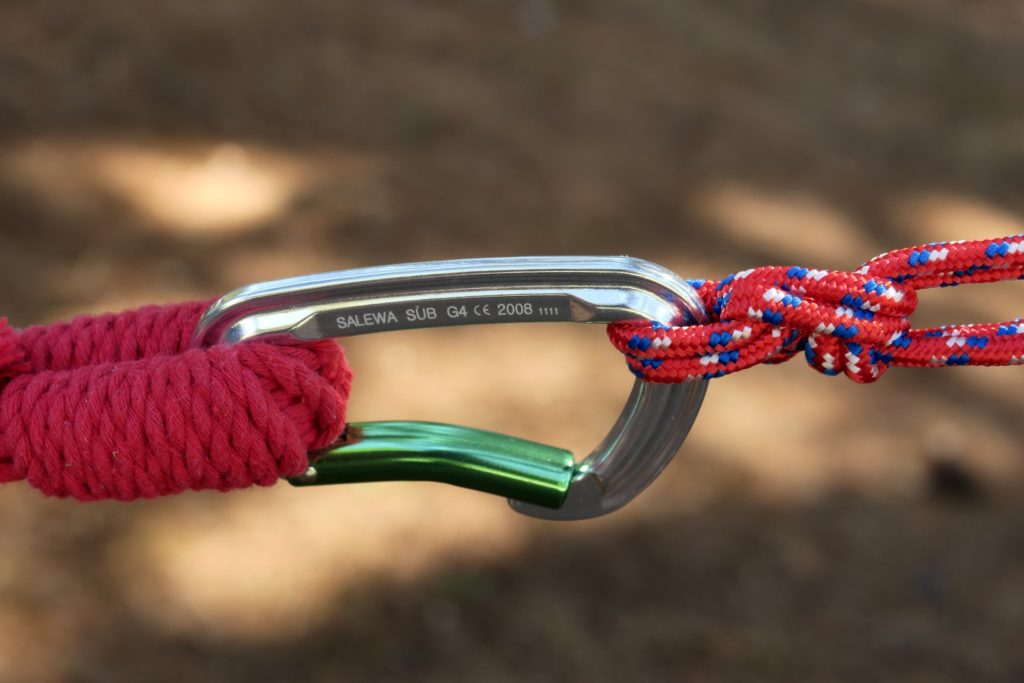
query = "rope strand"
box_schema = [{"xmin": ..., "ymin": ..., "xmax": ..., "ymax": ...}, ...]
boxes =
[{"xmin": 608, "ymin": 235, "xmax": 1024, "ymax": 383}]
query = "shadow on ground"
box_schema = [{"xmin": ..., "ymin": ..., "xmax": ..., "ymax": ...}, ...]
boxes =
[
  {"xmin": 1, "ymin": 0, "xmax": 1023, "ymax": 680},
  {"xmin": 55, "ymin": 490, "xmax": 1024, "ymax": 683},
  {"xmin": 1, "ymin": 0, "xmax": 1023, "ymax": 320}
]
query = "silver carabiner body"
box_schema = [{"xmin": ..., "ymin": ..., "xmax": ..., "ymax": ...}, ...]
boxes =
[{"xmin": 192, "ymin": 257, "xmax": 707, "ymax": 520}]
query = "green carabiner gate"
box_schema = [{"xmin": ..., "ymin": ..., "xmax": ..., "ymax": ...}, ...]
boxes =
[{"xmin": 299, "ymin": 421, "xmax": 574, "ymax": 510}]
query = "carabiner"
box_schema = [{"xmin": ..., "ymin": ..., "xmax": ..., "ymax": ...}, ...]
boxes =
[{"xmin": 191, "ymin": 257, "xmax": 707, "ymax": 520}]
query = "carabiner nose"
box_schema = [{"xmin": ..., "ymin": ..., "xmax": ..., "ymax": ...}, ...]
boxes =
[{"xmin": 192, "ymin": 256, "xmax": 707, "ymax": 520}]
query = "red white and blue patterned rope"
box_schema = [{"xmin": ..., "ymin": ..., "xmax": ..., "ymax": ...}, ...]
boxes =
[{"xmin": 608, "ymin": 235, "xmax": 1024, "ymax": 384}]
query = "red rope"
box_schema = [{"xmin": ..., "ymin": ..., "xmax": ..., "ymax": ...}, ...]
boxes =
[
  {"xmin": 609, "ymin": 235, "xmax": 1024, "ymax": 383},
  {"xmin": 4, "ymin": 235, "xmax": 1018, "ymax": 499},
  {"xmin": 0, "ymin": 301, "xmax": 351, "ymax": 500}
]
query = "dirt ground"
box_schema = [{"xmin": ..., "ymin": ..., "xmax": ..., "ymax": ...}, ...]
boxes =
[{"xmin": 1, "ymin": 1, "xmax": 1024, "ymax": 681}]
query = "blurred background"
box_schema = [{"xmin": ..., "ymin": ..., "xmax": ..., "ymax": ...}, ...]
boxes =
[{"xmin": 1, "ymin": 0, "xmax": 1024, "ymax": 680}]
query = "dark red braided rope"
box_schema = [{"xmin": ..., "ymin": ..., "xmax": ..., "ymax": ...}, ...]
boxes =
[{"xmin": 0, "ymin": 302, "xmax": 351, "ymax": 500}]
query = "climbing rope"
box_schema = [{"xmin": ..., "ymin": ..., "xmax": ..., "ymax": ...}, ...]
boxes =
[
  {"xmin": 2, "ymin": 234, "xmax": 1022, "ymax": 503},
  {"xmin": 609, "ymin": 235, "xmax": 1024, "ymax": 383},
  {"xmin": 0, "ymin": 302, "xmax": 351, "ymax": 501}
]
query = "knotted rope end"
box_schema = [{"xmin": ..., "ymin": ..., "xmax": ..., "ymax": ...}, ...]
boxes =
[{"xmin": 611, "ymin": 234, "xmax": 1024, "ymax": 384}]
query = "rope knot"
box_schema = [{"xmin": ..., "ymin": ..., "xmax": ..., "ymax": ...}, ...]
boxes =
[
  {"xmin": 709, "ymin": 266, "xmax": 917, "ymax": 382},
  {"xmin": 0, "ymin": 302, "xmax": 351, "ymax": 500},
  {"xmin": 609, "ymin": 264, "xmax": 921, "ymax": 384},
  {"xmin": 609, "ymin": 235, "xmax": 1024, "ymax": 383}
]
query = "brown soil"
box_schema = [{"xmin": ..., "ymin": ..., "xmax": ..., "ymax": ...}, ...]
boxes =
[{"xmin": 1, "ymin": 1, "xmax": 1024, "ymax": 681}]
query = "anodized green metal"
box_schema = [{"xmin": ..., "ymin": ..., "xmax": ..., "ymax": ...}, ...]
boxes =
[{"xmin": 288, "ymin": 421, "xmax": 576, "ymax": 509}]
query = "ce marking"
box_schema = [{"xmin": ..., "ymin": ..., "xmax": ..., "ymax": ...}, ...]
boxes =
[{"xmin": 472, "ymin": 304, "xmax": 491, "ymax": 316}]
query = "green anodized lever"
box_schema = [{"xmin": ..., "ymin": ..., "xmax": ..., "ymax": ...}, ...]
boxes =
[
  {"xmin": 290, "ymin": 421, "xmax": 575, "ymax": 509},
  {"xmin": 192, "ymin": 256, "xmax": 708, "ymax": 520}
]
